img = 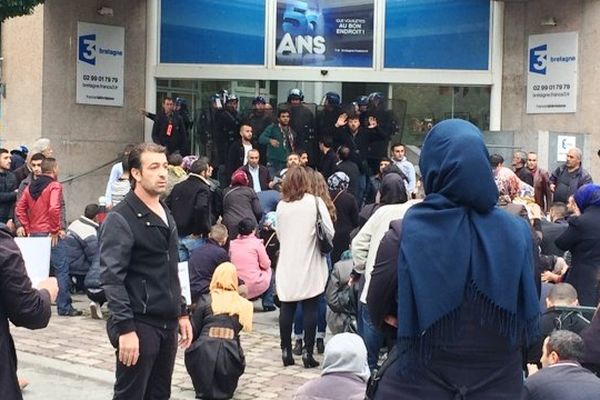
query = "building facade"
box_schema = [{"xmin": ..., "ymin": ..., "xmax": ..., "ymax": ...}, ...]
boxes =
[{"xmin": 0, "ymin": 0, "xmax": 597, "ymax": 220}]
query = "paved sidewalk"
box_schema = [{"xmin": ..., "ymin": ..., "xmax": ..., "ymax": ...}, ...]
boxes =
[{"xmin": 12, "ymin": 295, "xmax": 321, "ymax": 399}]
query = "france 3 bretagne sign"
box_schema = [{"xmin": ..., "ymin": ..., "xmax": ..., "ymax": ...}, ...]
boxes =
[
  {"xmin": 76, "ymin": 22, "xmax": 125, "ymax": 107},
  {"xmin": 527, "ymin": 32, "xmax": 578, "ymax": 114}
]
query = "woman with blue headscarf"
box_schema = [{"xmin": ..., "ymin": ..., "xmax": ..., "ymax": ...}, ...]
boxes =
[
  {"xmin": 369, "ymin": 120, "xmax": 540, "ymax": 399},
  {"xmin": 556, "ymin": 184, "xmax": 600, "ymax": 307}
]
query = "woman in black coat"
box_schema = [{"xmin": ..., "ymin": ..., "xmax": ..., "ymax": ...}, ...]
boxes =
[
  {"xmin": 222, "ymin": 170, "xmax": 263, "ymax": 240},
  {"xmin": 556, "ymin": 185, "xmax": 600, "ymax": 307},
  {"xmin": 327, "ymin": 172, "xmax": 359, "ymax": 263}
]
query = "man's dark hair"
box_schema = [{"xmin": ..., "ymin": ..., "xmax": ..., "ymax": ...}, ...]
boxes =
[
  {"xmin": 30, "ymin": 152, "xmax": 46, "ymax": 162},
  {"xmin": 391, "ymin": 142, "xmax": 405, "ymax": 152},
  {"xmin": 298, "ymin": 148, "xmax": 308, "ymax": 157},
  {"xmin": 550, "ymin": 202, "xmax": 567, "ymax": 219},
  {"xmin": 163, "ymin": 96, "xmax": 173, "ymax": 104},
  {"xmin": 380, "ymin": 157, "xmax": 392, "ymax": 164},
  {"xmin": 41, "ymin": 157, "xmax": 57, "ymax": 174},
  {"xmin": 277, "ymin": 108, "xmax": 290, "ymax": 118},
  {"xmin": 190, "ymin": 159, "xmax": 208, "ymax": 175},
  {"xmin": 0, "ymin": 148, "xmax": 8, "ymax": 155},
  {"xmin": 237, "ymin": 218, "xmax": 256, "ymax": 236},
  {"xmin": 239, "ymin": 123, "xmax": 252, "ymax": 133},
  {"xmin": 546, "ymin": 330, "xmax": 585, "ymax": 362},
  {"xmin": 84, "ymin": 204, "xmax": 100, "ymax": 220},
  {"xmin": 347, "ymin": 112, "xmax": 360, "ymax": 121},
  {"xmin": 121, "ymin": 143, "xmax": 135, "ymax": 156},
  {"xmin": 337, "ymin": 146, "xmax": 351, "ymax": 161},
  {"xmin": 167, "ymin": 152, "xmax": 183, "ymax": 166},
  {"xmin": 319, "ymin": 136, "xmax": 333, "ymax": 149},
  {"xmin": 128, "ymin": 143, "xmax": 167, "ymax": 187},
  {"xmin": 489, "ymin": 154, "xmax": 504, "ymax": 168}
]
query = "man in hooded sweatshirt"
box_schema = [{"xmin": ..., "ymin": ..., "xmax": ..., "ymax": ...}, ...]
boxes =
[{"xmin": 16, "ymin": 158, "xmax": 79, "ymax": 316}]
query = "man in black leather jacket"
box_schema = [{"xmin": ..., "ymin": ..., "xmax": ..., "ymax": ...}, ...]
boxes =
[{"xmin": 99, "ymin": 143, "xmax": 192, "ymax": 400}]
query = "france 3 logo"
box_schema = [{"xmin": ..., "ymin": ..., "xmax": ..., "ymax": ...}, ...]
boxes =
[
  {"xmin": 79, "ymin": 34, "xmax": 97, "ymax": 66},
  {"xmin": 529, "ymin": 44, "xmax": 547, "ymax": 75}
]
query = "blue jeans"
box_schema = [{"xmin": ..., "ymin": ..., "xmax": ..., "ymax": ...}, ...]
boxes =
[
  {"xmin": 178, "ymin": 235, "xmax": 205, "ymax": 262},
  {"xmin": 358, "ymin": 302, "xmax": 384, "ymax": 371},
  {"xmin": 261, "ymin": 270, "xmax": 276, "ymax": 308},
  {"xmin": 31, "ymin": 233, "xmax": 71, "ymax": 314},
  {"xmin": 293, "ymin": 294, "xmax": 327, "ymax": 339}
]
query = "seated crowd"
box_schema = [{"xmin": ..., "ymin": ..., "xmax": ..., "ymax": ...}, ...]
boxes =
[{"xmin": 2, "ymin": 112, "xmax": 600, "ymax": 400}]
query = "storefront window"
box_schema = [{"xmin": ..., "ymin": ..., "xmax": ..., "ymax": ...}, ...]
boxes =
[
  {"xmin": 155, "ymin": 79, "xmax": 490, "ymax": 153},
  {"xmin": 160, "ymin": 0, "xmax": 266, "ymax": 65},
  {"xmin": 385, "ymin": 0, "xmax": 490, "ymax": 70},
  {"xmin": 393, "ymin": 84, "xmax": 490, "ymax": 146}
]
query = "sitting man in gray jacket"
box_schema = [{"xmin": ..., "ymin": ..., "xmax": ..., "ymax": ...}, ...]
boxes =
[{"xmin": 524, "ymin": 330, "xmax": 600, "ymax": 400}]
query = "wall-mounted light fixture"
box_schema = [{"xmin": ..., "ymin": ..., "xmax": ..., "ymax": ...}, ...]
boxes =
[
  {"xmin": 540, "ymin": 17, "xmax": 557, "ymax": 27},
  {"xmin": 97, "ymin": 6, "xmax": 114, "ymax": 17}
]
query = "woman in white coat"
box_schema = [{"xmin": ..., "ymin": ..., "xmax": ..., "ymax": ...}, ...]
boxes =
[{"xmin": 276, "ymin": 166, "xmax": 335, "ymax": 368}]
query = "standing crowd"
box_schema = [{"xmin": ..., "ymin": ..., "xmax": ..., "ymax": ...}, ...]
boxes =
[{"xmin": 1, "ymin": 90, "xmax": 600, "ymax": 399}]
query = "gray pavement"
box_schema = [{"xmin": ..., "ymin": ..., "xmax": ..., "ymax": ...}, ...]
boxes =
[{"xmin": 12, "ymin": 294, "xmax": 322, "ymax": 399}]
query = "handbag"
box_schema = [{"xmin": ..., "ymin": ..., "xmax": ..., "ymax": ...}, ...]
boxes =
[{"xmin": 314, "ymin": 196, "xmax": 333, "ymax": 255}]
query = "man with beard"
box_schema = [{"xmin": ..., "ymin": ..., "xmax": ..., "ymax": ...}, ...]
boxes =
[{"xmin": 260, "ymin": 109, "xmax": 296, "ymax": 177}]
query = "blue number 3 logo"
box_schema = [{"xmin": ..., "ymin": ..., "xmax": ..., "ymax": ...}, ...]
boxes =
[
  {"xmin": 529, "ymin": 44, "xmax": 547, "ymax": 75},
  {"xmin": 79, "ymin": 34, "xmax": 97, "ymax": 65}
]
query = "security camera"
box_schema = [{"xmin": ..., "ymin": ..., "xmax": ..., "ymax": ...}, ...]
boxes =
[
  {"xmin": 97, "ymin": 7, "xmax": 114, "ymax": 17},
  {"xmin": 320, "ymin": 70, "xmax": 328, "ymax": 76}
]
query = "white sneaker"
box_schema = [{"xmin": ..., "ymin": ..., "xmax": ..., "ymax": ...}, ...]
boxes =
[{"xmin": 89, "ymin": 301, "xmax": 103, "ymax": 320}]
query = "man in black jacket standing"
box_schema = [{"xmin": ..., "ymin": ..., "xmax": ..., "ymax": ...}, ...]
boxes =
[
  {"xmin": 166, "ymin": 159, "xmax": 213, "ymax": 262},
  {"xmin": 100, "ymin": 143, "xmax": 192, "ymax": 400},
  {"xmin": 151, "ymin": 97, "xmax": 188, "ymax": 155},
  {"xmin": 226, "ymin": 123, "xmax": 255, "ymax": 184},
  {"xmin": 1, "ymin": 225, "xmax": 58, "ymax": 399},
  {"xmin": 0, "ymin": 148, "xmax": 18, "ymax": 229}
]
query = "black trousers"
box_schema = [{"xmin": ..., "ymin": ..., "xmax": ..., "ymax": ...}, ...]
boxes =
[
  {"xmin": 279, "ymin": 294, "xmax": 320, "ymax": 353},
  {"xmin": 113, "ymin": 320, "xmax": 178, "ymax": 400}
]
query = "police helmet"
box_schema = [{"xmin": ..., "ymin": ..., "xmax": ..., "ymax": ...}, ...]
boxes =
[
  {"xmin": 226, "ymin": 93, "xmax": 239, "ymax": 102},
  {"xmin": 323, "ymin": 92, "xmax": 341, "ymax": 106},
  {"xmin": 252, "ymin": 95, "xmax": 267, "ymax": 105},
  {"xmin": 367, "ymin": 92, "xmax": 385, "ymax": 106},
  {"xmin": 288, "ymin": 88, "xmax": 304, "ymax": 102},
  {"xmin": 356, "ymin": 95, "xmax": 369, "ymax": 106}
]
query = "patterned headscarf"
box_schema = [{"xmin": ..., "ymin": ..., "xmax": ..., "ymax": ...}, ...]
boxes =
[
  {"xmin": 494, "ymin": 167, "xmax": 521, "ymax": 204},
  {"xmin": 181, "ymin": 155, "xmax": 198, "ymax": 172},
  {"xmin": 327, "ymin": 171, "xmax": 350, "ymax": 192}
]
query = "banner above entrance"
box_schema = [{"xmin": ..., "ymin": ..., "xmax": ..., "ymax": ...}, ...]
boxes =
[{"xmin": 275, "ymin": 0, "xmax": 374, "ymax": 67}]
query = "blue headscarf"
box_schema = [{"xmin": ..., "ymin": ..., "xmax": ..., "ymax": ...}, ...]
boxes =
[
  {"xmin": 397, "ymin": 119, "xmax": 539, "ymax": 369},
  {"xmin": 574, "ymin": 184, "xmax": 600, "ymax": 212}
]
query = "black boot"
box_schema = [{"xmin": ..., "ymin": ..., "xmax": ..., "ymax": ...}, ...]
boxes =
[
  {"xmin": 282, "ymin": 348, "xmax": 295, "ymax": 367},
  {"xmin": 292, "ymin": 339, "xmax": 303, "ymax": 356},
  {"xmin": 302, "ymin": 349, "xmax": 320, "ymax": 368},
  {"xmin": 316, "ymin": 338, "xmax": 325, "ymax": 354}
]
